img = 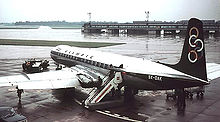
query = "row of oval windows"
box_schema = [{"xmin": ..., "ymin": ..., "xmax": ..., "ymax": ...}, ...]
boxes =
[{"xmin": 52, "ymin": 51, "xmax": 113, "ymax": 69}]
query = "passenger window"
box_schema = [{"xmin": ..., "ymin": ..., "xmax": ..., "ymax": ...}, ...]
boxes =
[
  {"xmin": 104, "ymin": 64, "xmax": 109, "ymax": 69},
  {"xmin": 100, "ymin": 63, "xmax": 104, "ymax": 68},
  {"xmin": 97, "ymin": 62, "xmax": 100, "ymax": 67}
]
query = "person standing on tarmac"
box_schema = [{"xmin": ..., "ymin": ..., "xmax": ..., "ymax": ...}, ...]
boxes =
[
  {"xmin": 180, "ymin": 89, "xmax": 186, "ymax": 110},
  {"xmin": 176, "ymin": 88, "xmax": 186, "ymax": 111},
  {"xmin": 16, "ymin": 86, "xmax": 24, "ymax": 102}
]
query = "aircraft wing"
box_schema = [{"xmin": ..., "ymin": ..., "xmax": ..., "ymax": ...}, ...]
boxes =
[
  {"xmin": 206, "ymin": 63, "xmax": 220, "ymax": 81},
  {"xmin": 0, "ymin": 68, "xmax": 80, "ymax": 89}
]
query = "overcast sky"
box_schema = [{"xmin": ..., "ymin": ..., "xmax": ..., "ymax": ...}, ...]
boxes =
[{"xmin": 0, "ymin": 0, "xmax": 220, "ymax": 23}]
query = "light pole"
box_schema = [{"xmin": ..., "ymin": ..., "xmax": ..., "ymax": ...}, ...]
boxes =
[
  {"xmin": 87, "ymin": 12, "xmax": 91, "ymax": 23},
  {"xmin": 145, "ymin": 11, "xmax": 149, "ymax": 22}
]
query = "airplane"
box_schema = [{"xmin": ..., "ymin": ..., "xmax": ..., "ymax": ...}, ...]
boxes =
[{"xmin": 1, "ymin": 18, "xmax": 220, "ymax": 108}]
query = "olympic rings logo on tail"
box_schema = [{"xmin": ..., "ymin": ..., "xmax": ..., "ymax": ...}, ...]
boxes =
[{"xmin": 188, "ymin": 27, "xmax": 204, "ymax": 63}]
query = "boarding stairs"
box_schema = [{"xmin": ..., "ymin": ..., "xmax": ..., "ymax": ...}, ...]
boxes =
[{"xmin": 84, "ymin": 71, "xmax": 123, "ymax": 107}]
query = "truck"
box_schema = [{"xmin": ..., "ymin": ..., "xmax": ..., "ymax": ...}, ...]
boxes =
[{"xmin": 22, "ymin": 59, "xmax": 49, "ymax": 73}]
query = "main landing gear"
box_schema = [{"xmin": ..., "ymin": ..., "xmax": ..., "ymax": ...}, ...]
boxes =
[{"xmin": 124, "ymin": 86, "xmax": 138, "ymax": 103}]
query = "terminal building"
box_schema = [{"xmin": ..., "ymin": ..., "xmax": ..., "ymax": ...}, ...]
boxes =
[{"xmin": 82, "ymin": 20, "xmax": 220, "ymax": 36}]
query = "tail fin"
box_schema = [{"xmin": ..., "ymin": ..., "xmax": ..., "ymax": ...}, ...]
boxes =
[{"xmin": 170, "ymin": 18, "xmax": 207, "ymax": 81}]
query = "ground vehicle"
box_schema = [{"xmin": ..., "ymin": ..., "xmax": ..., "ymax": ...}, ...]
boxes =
[
  {"xmin": 22, "ymin": 59, "xmax": 49, "ymax": 73},
  {"xmin": 0, "ymin": 107, "xmax": 27, "ymax": 122},
  {"xmin": 166, "ymin": 86, "xmax": 205, "ymax": 100}
]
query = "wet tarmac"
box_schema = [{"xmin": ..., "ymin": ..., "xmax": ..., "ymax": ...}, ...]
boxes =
[{"xmin": 0, "ymin": 41, "xmax": 220, "ymax": 121}]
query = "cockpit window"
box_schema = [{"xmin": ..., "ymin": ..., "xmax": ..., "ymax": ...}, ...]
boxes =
[{"xmin": 56, "ymin": 48, "xmax": 61, "ymax": 51}]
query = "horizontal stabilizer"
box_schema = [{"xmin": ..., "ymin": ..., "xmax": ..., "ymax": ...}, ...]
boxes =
[{"xmin": 206, "ymin": 63, "xmax": 220, "ymax": 81}]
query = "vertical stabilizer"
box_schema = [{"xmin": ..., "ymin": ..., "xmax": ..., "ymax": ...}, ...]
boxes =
[{"xmin": 170, "ymin": 18, "xmax": 207, "ymax": 81}]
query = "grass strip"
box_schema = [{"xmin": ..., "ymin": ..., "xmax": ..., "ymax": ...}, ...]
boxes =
[
  {"xmin": 0, "ymin": 27, "xmax": 38, "ymax": 29},
  {"xmin": 0, "ymin": 39, "xmax": 125, "ymax": 48}
]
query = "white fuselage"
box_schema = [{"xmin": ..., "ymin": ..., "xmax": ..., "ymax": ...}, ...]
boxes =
[{"xmin": 50, "ymin": 45, "xmax": 207, "ymax": 90}]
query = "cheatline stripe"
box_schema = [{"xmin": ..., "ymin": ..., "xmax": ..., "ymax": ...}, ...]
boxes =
[{"xmin": 95, "ymin": 84, "xmax": 112, "ymax": 103}]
